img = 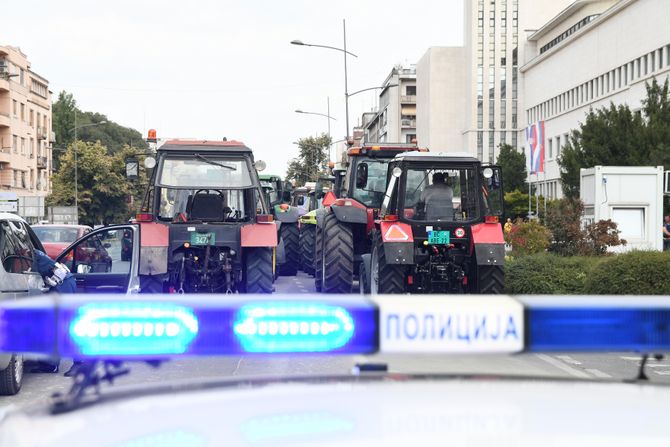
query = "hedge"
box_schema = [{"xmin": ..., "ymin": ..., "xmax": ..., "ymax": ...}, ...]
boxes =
[
  {"xmin": 584, "ymin": 251, "xmax": 670, "ymax": 295},
  {"xmin": 504, "ymin": 254, "xmax": 603, "ymax": 295},
  {"xmin": 504, "ymin": 251, "xmax": 670, "ymax": 295}
]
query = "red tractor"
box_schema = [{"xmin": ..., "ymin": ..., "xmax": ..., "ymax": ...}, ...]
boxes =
[
  {"xmin": 314, "ymin": 143, "xmax": 426, "ymax": 293},
  {"xmin": 134, "ymin": 140, "xmax": 277, "ymax": 294},
  {"xmin": 363, "ymin": 151, "xmax": 506, "ymax": 294}
]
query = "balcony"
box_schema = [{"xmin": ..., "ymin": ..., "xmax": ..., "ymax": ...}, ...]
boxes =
[
  {"xmin": 400, "ymin": 95, "xmax": 416, "ymax": 104},
  {"xmin": 37, "ymin": 126, "xmax": 47, "ymax": 140},
  {"xmin": 37, "ymin": 156, "xmax": 48, "ymax": 169},
  {"xmin": 0, "ymin": 147, "xmax": 11, "ymax": 163},
  {"xmin": 0, "ymin": 112, "xmax": 9, "ymax": 128},
  {"xmin": 401, "ymin": 119, "xmax": 416, "ymax": 128},
  {"xmin": 0, "ymin": 78, "xmax": 8, "ymax": 92}
]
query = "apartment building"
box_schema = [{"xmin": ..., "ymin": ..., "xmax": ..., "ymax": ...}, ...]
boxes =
[
  {"xmin": 417, "ymin": 0, "xmax": 572, "ymax": 159},
  {"xmin": 0, "ymin": 45, "xmax": 53, "ymax": 198},
  {"xmin": 362, "ymin": 65, "xmax": 417, "ymax": 144},
  {"xmin": 521, "ymin": 0, "xmax": 670, "ymax": 199}
]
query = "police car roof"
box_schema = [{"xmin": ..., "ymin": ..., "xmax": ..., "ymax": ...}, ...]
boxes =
[
  {"xmin": 0, "ymin": 212, "xmax": 27, "ymax": 222},
  {"xmin": 393, "ymin": 151, "xmax": 479, "ymax": 163},
  {"xmin": 160, "ymin": 140, "xmax": 251, "ymax": 152}
]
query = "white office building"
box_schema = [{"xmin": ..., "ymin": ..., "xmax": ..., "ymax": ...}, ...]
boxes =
[
  {"xmin": 417, "ymin": 0, "xmax": 572, "ymax": 160},
  {"xmin": 522, "ymin": 0, "xmax": 670, "ymax": 199}
]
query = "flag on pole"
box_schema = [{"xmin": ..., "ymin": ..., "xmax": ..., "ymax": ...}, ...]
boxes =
[{"xmin": 525, "ymin": 121, "xmax": 545, "ymax": 174}]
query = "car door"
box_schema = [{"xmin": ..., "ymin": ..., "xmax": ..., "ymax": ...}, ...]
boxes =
[
  {"xmin": 57, "ymin": 225, "xmax": 140, "ymax": 294},
  {"xmin": 0, "ymin": 220, "xmax": 44, "ymax": 300}
]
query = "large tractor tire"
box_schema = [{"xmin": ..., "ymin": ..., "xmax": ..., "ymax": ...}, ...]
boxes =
[
  {"xmin": 321, "ymin": 212, "xmax": 354, "ymax": 294},
  {"xmin": 370, "ymin": 234, "xmax": 404, "ymax": 295},
  {"xmin": 0, "ymin": 354, "xmax": 23, "ymax": 396},
  {"xmin": 475, "ymin": 265, "xmax": 505, "ymax": 294},
  {"xmin": 278, "ymin": 223, "xmax": 299, "ymax": 276},
  {"xmin": 300, "ymin": 225, "xmax": 316, "ymax": 276},
  {"xmin": 245, "ymin": 248, "xmax": 273, "ymax": 293},
  {"xmin": 315, "ymin": 221, "xmax": 324, "ymax": 292}
]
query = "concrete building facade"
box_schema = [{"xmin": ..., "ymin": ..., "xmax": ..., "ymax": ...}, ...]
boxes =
[
  {"xmin": 417, "ymin": 0, "xmax": 572, "ymax": 159},
  {"xmin": 363, "ymin": 66, "xmax": 417, "ymax": 144},
  {"xmin": 521, "ymin": 0, "xmax": 670, "ymax": 199},
  {"xmin": 0, "ymin": 45, "xmax": 53, "ymax": 198}
]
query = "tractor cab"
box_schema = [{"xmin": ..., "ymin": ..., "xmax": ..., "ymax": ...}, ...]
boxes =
[
  {"xmin": 366, "ymin": 151, "xmax": 505, "ymax": 295},
  {"xmin": 134, "ymin": 140, "xmax": 277, "ymax": 294}
]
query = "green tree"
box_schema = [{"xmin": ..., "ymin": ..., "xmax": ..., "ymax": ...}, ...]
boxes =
[
  {"xmin": 559, "ymin": 78, "xmax": 670, "ymax": 198},
  {"xmin": 52, "ymin": 90, "xmax": 147, "ymax": 155},
  {"xmin": 285, "ymin": 133, "xmax": 331, "ymax": 185},
  {"xmin": 496, "ymin": 143, "xmax": 527, "ymax": 194},
  {"xmin": 49, "ymin": 141, "xmax": 132, "ymax": 225}
]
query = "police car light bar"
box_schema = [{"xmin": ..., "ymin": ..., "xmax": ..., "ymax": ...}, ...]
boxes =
[{"xmin": 1, "ymin": 295, "xmax": 670, "ymax": 360}]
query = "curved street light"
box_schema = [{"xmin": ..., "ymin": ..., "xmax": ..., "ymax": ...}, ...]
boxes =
[
  {"xmin": 291, "ymin": 19, "xmax": 356, "ymax": 140},
  {"xmin": 348, "ymin": 83, "xmax": 399, "ymax": 98}
]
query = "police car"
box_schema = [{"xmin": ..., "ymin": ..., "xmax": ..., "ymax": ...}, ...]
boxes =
[{"xmin": 1, "ymin": 293, "xmax": 670, "ymax": 444}]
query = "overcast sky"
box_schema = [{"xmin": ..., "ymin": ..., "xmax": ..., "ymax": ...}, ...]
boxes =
[{"xmin": 3, "ymin": 0, "xmax": 463, "ymax": 174}]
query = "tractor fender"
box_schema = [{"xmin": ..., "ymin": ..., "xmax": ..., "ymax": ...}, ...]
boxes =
[
  {"xmin": 139, "ymin": 222, "xmax": 169, "ymax": 275},
  {"xmin": 241, "ymin": 222, "xmax": 278, "ymax": 247},
  {"xmin": 471, "ymin": 222, "xmax": 505, "ymax": 266},
  {"xmin": 380, "ymin": 221, "xmax": 414, "ymax": 265},
  {"xmin": 331, "ymin": 203, "xmax": 368, "ymax": 225},
  {"xmin": 274, "ymin": 206, "xmax": 302, "ymax": 223}
]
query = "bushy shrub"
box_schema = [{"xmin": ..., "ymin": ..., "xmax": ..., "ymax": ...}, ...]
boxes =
[
  {"xmin": 505, "ymin": 254, "xmax": 603, "ymax": 294},
  {"xmin": 584, "ymin": 250, "xmax": 670, "ymax": 294},
  {"xmin": 506, "ymin": 219, "xmax": 551, "ymax": 256},
  {"xmin": 545, "ymin": 198, "xmax": 626, "ymax": 256}
]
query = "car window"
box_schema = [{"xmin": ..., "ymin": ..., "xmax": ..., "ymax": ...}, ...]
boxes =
[
  {"xmin": 0, "ymin": 220, "xmax": 33, "ymax": 273},
  {"xmin": 61, "ymin": 228, "xmax": 134, "ymax": 275},
  {"xmin": 32, "ymin": 227, "xmax": 80, "ymax": 243}
]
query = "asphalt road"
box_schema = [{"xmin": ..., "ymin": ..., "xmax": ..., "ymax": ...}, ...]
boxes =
[{"xmin": 3, "ymin": 272, "xmax": 670, "ymax": 412}]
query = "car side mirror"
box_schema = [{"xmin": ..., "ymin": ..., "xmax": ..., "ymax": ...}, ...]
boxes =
[
  {"xmin": 103, "ymin": 243, "xmax": 112, "ymax": 249},
  {"xmin": 282, "ymin": 191, "xmax": 292, "ymax": 202},
  {"xmin": 356, "ymin": 163, "xmax": 368, "ymax": 189}
]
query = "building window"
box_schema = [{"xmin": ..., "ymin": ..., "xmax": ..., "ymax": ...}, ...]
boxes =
[
  {"xmin": 501, "ymin": 99, "xmax": 507, "ymax": 128},
  {"xmin": 477, "ymin": 131, "xmax": 484, "ymax": 160},
  {"xmin": 12, "ymin": 100, "xmax": 17, "ymax": 117},
  {"xmin": 489, "ymin": 100, "xmax": 495, "ymax": 129},
  {"xmin": 548, "ymin": 138, "xmax": 553, "ymax": 159},
  {"xmin": 20, "ymin": 138, "xmax": 25, "ymax": 155},
  {"xmin": 12, "ymin": 135, "xmax": 17, "ymax": 154},
  {"xmin": 477, "ymin": 100, "xmax": 484, "ymax": 128},
  {"xmin": 19, "ymin": 68, "xmax": 24, "ymax": 86},
  {"xmin": 405, "ymin": 85, "xmax": 416, "ymax": 96},
  {"xmin": 512, "ymin": 131, "xmax": 518, "ymax": 148},
  {"xmin": 488, "ymin": 132, "xmax": 495, "ymax": 162}
]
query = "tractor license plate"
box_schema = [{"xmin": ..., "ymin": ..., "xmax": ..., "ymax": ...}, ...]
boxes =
[
  {"xmin": 427, "ymin": 230, "xmax": 450, "ymax": 245},
  {"xmin": 190, "ymin": 232, "xmax": 216, "ymax": 246}
]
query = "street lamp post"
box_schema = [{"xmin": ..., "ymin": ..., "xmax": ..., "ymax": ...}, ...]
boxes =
[
  {"xmin": 295, "ymin": 100, "xmax": 337, "ymax": 140},
  {"xmin": 68, "ymin": 112, "xmax": 107, "ymax": 220},
  {"xmin": 291, "ymin": 19, "xmax": 358, "ymax": 140}
]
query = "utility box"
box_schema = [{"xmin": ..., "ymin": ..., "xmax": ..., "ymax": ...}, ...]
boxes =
[{"xmin": 580, "ymin": 166, "xmax": 664, "ymax": 252}]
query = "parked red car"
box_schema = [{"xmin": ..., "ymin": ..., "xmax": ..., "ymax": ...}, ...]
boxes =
[{"xmin": 31, "ymin": 224, "xmax": 92, "ymax": 259}]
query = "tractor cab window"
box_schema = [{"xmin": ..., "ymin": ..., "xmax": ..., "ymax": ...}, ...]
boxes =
[
  {"xmin": 352, "ymin": 159, "xmax": 389, "ymax": 208},
  {"xmin": 261, "ymin": 181, "xmax": 278, "ymax": 204},
  {"xmin": 402, "ymin": 167, "xmax": 480, "ymax": 222},
  {"xmin": 158, "ymin": 188, "xmax": 250, "ymax": 222},
  {"xmin": 481, "ymin": 166, "xmax": 504, "ymax": 217},
  {"xmin": 158, "ymin": 157, "xmax": 253, "ymax": 188}
]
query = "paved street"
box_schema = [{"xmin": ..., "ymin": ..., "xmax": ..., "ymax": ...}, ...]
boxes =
[{"xmin": 3, "ymin": 272, "xmax": 670, "ymax": 412}]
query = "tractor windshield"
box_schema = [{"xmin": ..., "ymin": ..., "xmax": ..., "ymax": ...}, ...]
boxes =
[
  {"xmin": 402, "ymin": 167, "xmax": 480, "ymax": 222},
  {"xmin": 158, "ymin": 188, "xmax": 249, "ymax": 221},
  {"xmin": 158, "ymin": 156, "xmax": 253, "ymax": 188},
  {"xmin": 352, "ymin": 158, "xmax": 389, "ymax": 208}
]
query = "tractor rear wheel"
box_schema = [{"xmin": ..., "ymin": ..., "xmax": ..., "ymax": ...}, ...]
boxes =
[
  {"xmin": 315, "ymin": 221, "xmax": 324, "ymax": 292},
  {"xmin": 321, "ymin": 212, "xmax": 354, "ymax": 293},
  {"xmin": 370, "ymin": 234, "xmax": 404, "ymax": 294},
  {"xmin": 475, "ymin": 265, "xmax": 505, "ymax": 294},
  {"xmin": 278, "ymin": 223, "xmax": 299, "ymax": 276},
  {"xmin": 300, "ymin": 225, "xmax": 316, "ymax": 276},
  {"xmin": 245, "ymin": 248, "xmax": 273, "ymax": 293}
]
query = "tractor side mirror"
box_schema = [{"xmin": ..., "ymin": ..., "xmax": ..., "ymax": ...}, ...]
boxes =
[
  {"xmin": 356, "ymin": 163, "xmax": 368, "ymax": 189},
  {"xmin": 282, "ymin": 190, "xmax": 292, "ymax": 202}
]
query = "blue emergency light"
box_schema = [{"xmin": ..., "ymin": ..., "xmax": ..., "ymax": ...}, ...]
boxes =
[
  {"xmin": 0, "ymin": 296, "xmax": 379, "ymax": 359},
  {"xmin": 1, "ymin": 295, "xmax": 670, "ymax": 359}
]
